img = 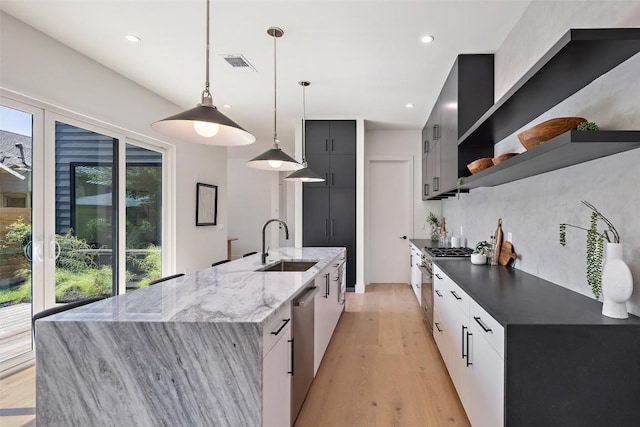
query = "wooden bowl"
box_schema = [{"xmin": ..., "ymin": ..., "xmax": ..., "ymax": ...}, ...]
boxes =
[
  {"xmin": 467, "ymin": 158, "xmax": 494, "ymax": 174},
  {"xmin": 492, "ymin": 153, "xmax": 518, "ymax": 165},
  {"xmin": 518, "ymin": 117, "xmax": 586, "ymax": 150}
]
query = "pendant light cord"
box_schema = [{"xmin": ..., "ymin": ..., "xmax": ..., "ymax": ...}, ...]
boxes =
[
  {"xmin": 301, "ymin": 84, "xmax": 306, "ymax": 163},
  {"xmin": 202, "ymin": 0, "xmax": 212, "ymax": 104},
  {"xmin": 273, "ymin": 31, "xmax": 278, "ymax": 148}
]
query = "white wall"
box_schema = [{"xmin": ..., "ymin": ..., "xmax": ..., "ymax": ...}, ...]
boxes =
[
  {"xmin": 442, "ymin": 1, "xmax": 640, "ymax": 316},
  {"xmin": 0, "ymin": 11, "xmax": 227, "ymax": 274}
]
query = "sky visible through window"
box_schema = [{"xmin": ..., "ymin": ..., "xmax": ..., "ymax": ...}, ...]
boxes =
[{"xmin": 0, "ymin": 105, "xmax": 33, "ymax": 136}]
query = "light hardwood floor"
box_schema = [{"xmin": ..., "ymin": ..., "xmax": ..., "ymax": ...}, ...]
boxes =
[
  {"xmin": 295, "ymin": 284, "xmax": 469, "ymax": 426},
  {"xmin": 0, "ymin": 364, "xmax": 35, "ymax": 427},
  {"xmin": 0, "ymin": 284, "xmax": 468, "ymax": 427}
]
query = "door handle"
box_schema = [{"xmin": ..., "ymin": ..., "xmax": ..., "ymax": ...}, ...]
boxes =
[
  {"xmin": 49, "ymin": 238, "xmax": 61, "ymax": 260},
  {"xmin": 288, "ymin": 338, "xmax": 294, "ymax": 375},
  {"xmin": 462, "ymin": 325, "xmax": 468, "ymax": 359},
  {"xmin": 24, "ymin": 241, "xmax": 33, "ymax": 262}
]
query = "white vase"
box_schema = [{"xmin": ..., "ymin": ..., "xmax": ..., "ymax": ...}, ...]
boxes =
[{"xmin": 601, "ymin": 243, "xmax": 633, "ymax": 319}]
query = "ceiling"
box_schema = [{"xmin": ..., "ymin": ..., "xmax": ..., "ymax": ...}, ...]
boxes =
[{"xmin": 0, "ymin": 0, "xmax": 531, "ymax": 155}]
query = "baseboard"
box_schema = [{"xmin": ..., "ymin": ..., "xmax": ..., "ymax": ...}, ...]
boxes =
[{"xmin": 355, "ymin": 283, "xmax": 365, "ymax": 293}]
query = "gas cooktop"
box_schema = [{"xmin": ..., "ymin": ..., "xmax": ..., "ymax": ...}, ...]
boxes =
[{"xmin": 424, "ymin": 247, "xmax": 473, "ymax": 257}]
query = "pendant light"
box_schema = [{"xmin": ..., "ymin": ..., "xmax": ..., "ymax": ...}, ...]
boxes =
[
  {"xmin": 151, "ymin": 0, "xmax": 255, "ymax": 146},
  {"xmin": 285, "ymin": 81, "xmax": 325, "ymax": 182},
  {"xmin": 247, "ymin": 27, "xmax": 302, "ymax": 171}
]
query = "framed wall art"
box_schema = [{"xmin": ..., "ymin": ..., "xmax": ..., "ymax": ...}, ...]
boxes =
[{"xmin": 196, "ymin": 182, "xmax": 218, "ymax": 226}]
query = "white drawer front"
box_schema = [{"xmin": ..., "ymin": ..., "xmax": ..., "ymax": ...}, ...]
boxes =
[
  {"xmin": 470, "ymin": 299, "xmax": 504, "ymax": 359},
  {"xmin": 434, "ymin": 265, "xmax": 470, "ymax": 316},
  {"xmin": 263, "ymin": 302, "xmax": 292, "ymax": 358}
]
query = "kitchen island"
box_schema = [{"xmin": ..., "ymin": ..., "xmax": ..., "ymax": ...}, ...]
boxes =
[{"xmin": 35, "ymin": 247, "xmax": 345, "ymax": 426}]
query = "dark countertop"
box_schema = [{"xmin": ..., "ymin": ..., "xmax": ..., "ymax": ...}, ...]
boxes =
[
  {"xmin": 433, "ymin": 259, "xmax": 640, "ymax": 326},
  {"xmin": 409, "ymin": 238, "xmax": 440, "ymax": 249}
]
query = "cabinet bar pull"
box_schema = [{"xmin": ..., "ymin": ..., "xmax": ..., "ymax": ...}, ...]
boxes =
[
  {"xmin": 435, "ymin": 274, "xmax": 443, "ymax": 280},
  {"xmin": 325, "ymin": 139, "xmax": 328, "ymax": 152},
  {"xmin": 331, "ymin": 138, "xmax": 334, "ymax": 152},
  {"xmin": 435, "ymin": 289, "xmax": 443, "ymax": 297},
  {"xmin": 331, "ymin": 173, "xmax": 335, "ymax": 186},
  {"xmin": 433, "ymin": 177, "xmax": 439, "ymax": 192},
  {"xmin": 462, "ymin": 325, "xmax": 467, "ymax": 359},
  {"xmin": 323, "ymin": 273, "xmax": 330, "ymax": 298},
  {"xmin": 271, "ymin": 318, "xmax": 291, "ymax": 336},
  {"xmin": 435, "ymin": 322, "xmax": 443, "ymax": 333},
  {"xmin": 410, "ymin": 254, "xmax": 413, "ymax": 267},
  {"xmin": 288, "ymin": 338, "xmax": 294, "ymax": 375},
  {"xmin": 450, "ymin": 290, "xmax": 462, "ymax": 300},
  {"xmin": 424, "ymin": 184, "xmax": 429, "ymax": 197},
  {"xmin": 473, "ymin": 316, "xmax": 492, "ymax": 332},
  {"xmin": 466, "ymin": 332, "xmax": 473, "ymax": 367}
]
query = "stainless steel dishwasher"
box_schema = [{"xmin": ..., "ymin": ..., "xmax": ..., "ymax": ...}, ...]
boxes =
[{"xmin": 291, "ymin": 285, "xmax": 319, "ymax": 424}]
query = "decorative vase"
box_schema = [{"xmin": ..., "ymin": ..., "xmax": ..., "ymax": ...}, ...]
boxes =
[
  {"xmin": 430, "ymin": 226, "xmax": 439, "ymax": 242},
  {"xmin": 601, "ymin": 243, "xmax": 633, "ymax": 319}
]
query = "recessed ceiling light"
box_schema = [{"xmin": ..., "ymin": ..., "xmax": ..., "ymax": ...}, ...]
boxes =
[
  {"xmin": 223, "ymin": 104, "xmax": 232, "ymax": 109},
  {"xmin": 421, "ymin": 34, "xmax": 435, "ymax": 44},
  {"xmin": 406, "ymin": 103, "xmax": 415, "ymax": 109},
  {"xmin": 125, "ymin": 34, "xmax": 141, "ymax": 43}
]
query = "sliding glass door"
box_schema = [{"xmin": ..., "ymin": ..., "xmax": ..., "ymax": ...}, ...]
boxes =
[
  {"xmin": 0, "ymin": 101, "xmax": 42, "ymax": 370},
  {"xmin": 0, "ymin": 100, "xmax": 167, "ymax": 373}
]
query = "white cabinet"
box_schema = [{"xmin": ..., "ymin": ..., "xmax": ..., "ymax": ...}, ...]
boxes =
[
  {"xmin": 468, "ymin": 318, "xmax": 504, "ymax": 427},
  {"xmin": 432, "ymin": 265, "xmax": 504, "ymax": 427},
  {"xmin": 410, "ymin": 243, "xmax": 422, "ymax": 305},
  {"xmin": 263, "ymin": 305, "xmax": 292, "ymax": 427},
  {"xmin": 313, "ymin": 254, "xmax": 345, "ymax": 375}
]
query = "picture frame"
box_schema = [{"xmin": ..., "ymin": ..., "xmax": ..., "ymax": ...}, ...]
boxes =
[{"xmin": 196, "ymin": 182, "xmax": 218, "ymax": 226}]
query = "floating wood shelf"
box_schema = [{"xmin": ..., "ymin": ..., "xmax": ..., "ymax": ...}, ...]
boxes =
[
  {"xmin": 458, "ymin": 28, "xmax": 640, "ymax": 149},
  {"xmin": 460, "ymin": 131, "xmax": 640, "ymax": 189}
]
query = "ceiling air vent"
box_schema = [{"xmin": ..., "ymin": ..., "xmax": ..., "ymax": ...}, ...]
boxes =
[{"xmin": 220, "ymin": 54, "xmax": 257, "ymax": 72}]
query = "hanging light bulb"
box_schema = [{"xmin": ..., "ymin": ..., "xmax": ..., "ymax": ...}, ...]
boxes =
[
  {"xmin": 285, "ymin": 81, "xmax": 325, "ymax": 182},
  {"xmin": 193, "ymin": 121, "xmax": 220, "ymax": 137},
  {"xmin": 151, "ymin": 0, "xmax": 255, "ymax": 146},
  {"xmin": 247, "ymin": 27, "xmax": 302, "ymax": 171}
]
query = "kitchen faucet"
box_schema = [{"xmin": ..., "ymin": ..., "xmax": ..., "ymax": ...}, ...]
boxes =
[{"xmin": 262, "ymin": 219, "xmax": 289, "ymax": 264}]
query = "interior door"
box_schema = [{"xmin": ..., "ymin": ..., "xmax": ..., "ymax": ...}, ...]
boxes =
[{"xmin": 367, "ymin": 159, "xmax": 412, "ymax": 284}]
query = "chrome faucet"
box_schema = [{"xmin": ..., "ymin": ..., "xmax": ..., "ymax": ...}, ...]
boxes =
[{"xmin": 262, "ymin": 219, "xmax": 289, "ymax": 264}]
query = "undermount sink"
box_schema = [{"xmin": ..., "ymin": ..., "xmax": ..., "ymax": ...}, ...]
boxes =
[{"xmin": 257, "ymin": 260, "xmax": 317, "ymax": 272}]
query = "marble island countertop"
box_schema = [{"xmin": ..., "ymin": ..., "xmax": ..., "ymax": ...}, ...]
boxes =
[{"xmin": 40, "ymin": 246, "xmax": 345, "ymax": 326}]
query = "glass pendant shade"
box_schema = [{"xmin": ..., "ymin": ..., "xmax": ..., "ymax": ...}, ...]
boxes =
[{"xmin": 151, "ymin": 0, "xmax": 255, "ymax": 146}]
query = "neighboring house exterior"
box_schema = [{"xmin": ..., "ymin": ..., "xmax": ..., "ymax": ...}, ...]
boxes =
[{"xmin": 0, "ymin": 129, "xmax": 31, "ymax": 208}]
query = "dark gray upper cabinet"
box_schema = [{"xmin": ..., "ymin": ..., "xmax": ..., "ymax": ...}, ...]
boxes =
[
  {"xmin": 305, "ymin": 120, "xmax": 356, "ymax": 155},
  {"xmin": 305, "ymin": 154, "xmax": 355, "ymax": 189},
  {"xmin": 422, "ymin": 55, "xmax": 494, "ymax": 199},
  {"xmin": 303, "ymin": 120, "xmax": 357, "ymax": 289}
]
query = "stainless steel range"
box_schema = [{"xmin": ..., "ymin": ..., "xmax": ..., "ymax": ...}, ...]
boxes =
[{"xmin": 419, "ymin": 246, "xmax": 473, "ymax": 334}]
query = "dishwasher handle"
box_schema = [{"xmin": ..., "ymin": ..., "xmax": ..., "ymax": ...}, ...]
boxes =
[{"xmin": 293, "ymin": 286, "xmax": 319, "ymax": 307}]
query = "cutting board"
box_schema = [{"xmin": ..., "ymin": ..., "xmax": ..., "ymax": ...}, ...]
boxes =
[
  {"xmin": 493, "ymin": 218, "xmax": 503, "ymax": 263},
  {"xmin": 499, "ymin": 241, "xmax": 517, "ymax": 266}
]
